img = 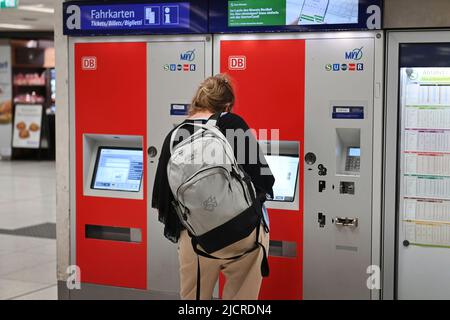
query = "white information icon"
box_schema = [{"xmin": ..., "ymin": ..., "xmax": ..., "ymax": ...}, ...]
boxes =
[{"xmin": 162, "ymin": 5, "xmax": 179, "ymax": 25}]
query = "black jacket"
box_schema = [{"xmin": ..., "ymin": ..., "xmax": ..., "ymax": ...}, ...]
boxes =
[{"xmin": 152, "ymin": 112, "xmax": 275, "ymax": 243}]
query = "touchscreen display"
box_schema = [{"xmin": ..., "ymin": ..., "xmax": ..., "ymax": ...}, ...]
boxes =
[
  {"xmin": 91, "ymin": 148, "xmax": 143, "ymax": 192},
  {"xmin": 265, "ymin": 155, "xmax": 299, "ymax": 202}
]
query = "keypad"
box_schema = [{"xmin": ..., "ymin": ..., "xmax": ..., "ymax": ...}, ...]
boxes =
[{"xmin": 345, "ymin": 156, "xmax": 360, "ymax": 172}]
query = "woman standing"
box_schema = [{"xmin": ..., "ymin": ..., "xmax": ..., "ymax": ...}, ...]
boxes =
[{"xmin": 152, "ymin": 74, "xmax": 274, "ymax": 300}]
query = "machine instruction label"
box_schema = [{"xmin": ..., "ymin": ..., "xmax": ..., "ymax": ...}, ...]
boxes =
[
  {"xmin": 332, "ymin": 106, "xmax": 364, "ymax": 119},
  {"xmin": 170, "ymin": 104, "xmax": 189, "ymax": 116}
]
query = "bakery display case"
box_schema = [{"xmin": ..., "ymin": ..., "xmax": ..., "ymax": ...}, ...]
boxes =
[{"xmin": 10, "ymin": 39, "xmax": 55, "ymax": 160}]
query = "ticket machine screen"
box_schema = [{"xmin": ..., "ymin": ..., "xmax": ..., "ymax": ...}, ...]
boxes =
[
  {"xmin": 265, "ymin": 155, "xmax": 299, "ymax": 202},
  {"xmin": 345, "ymin": 147, "xmax": 361, "ymax": 172},
  {"xmin": 91, "ymin": 147, "xmax": 143, "ymax": 192}
]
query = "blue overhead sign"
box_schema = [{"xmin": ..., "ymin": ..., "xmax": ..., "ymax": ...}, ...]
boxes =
[
  {"xmin": 63, "ymin": 1, "xmax": 209, "ymax": 36},
  {"xmin": 63, "ymin": 0, "xmax": 382, "ymax": 36}
]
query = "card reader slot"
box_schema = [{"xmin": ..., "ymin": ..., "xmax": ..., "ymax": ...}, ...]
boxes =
[
  {"xmin": 85, "ymin": 225, "xmax": 142, "ymax": 243},
  {"xmin": 268, "ymin": 240, "xmax": 297, "ymax": 258}
]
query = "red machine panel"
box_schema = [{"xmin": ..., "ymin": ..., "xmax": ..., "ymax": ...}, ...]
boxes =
[
  {"xmin": 220, "ymin": 39, "xmax": 305, "ymax": 299},
  {"xmin": 75, "ymin": 42, "xmax": 147, "ymax": 289}
]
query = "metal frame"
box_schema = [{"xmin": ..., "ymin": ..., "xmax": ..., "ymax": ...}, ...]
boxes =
[
  {"xmin": 145, "ymin": 35, "xmax": 213, "ymax": 292},
  {"xmin": 213, "ymin": 31, "xmax": 384, "ymax": 300},
  {"xmin": 55, "ymin": 1, "xmax": 71, "ymax": 297},
  {"xmin": 0, "ymin": 39, "xmax": 12, "ymax": 160},
  {"xmin": 383, "ymin": 29, "xmax": 450, "ymax": 300}
]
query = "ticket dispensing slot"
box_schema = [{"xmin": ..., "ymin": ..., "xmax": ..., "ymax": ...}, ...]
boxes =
[
  {"xmin": 269, "ymin": 240, "xmax": 297, "ymax": 258},
  {"xmin": 260, "ymin": 141, "xmax": 300, "ymax": 211},
  {"xmin": 83, "ymin": 134, "xmax": 144, "ymax": 200},
  {"xmin": 85, "ymin": 225, "xmax": 142, "ymax": 243}
]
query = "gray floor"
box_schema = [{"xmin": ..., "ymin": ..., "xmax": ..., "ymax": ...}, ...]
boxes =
[{"xmin": 0, "ymin": 161, "xmax": 57, "ymax": 300}]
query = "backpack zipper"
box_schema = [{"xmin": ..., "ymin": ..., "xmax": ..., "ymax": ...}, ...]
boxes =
[{"xmin": 234, "ymin": 171, "xmax": 250, "ymax": 205}]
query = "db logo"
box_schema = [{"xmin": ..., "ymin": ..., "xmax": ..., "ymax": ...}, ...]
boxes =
[
  {"xmin": 229, "ymin": 56, "xmax": 246, "ymax": 70},
  {"xmin": 82, "ymin": 56, "xmax": 97, "ymax": 70}
]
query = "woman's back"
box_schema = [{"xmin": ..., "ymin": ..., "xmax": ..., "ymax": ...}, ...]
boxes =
[
  {"xmin": 152, "ymin": 112, "xmax": 274, "ymax": 242},
  {"xmin": 152, "ymin": 74, "xmax": 274, "ymax": 300}
]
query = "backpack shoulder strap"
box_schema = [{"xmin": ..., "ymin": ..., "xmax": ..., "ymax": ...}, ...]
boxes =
[
  {"xmin": 169, "ymin": 122, "xmax": 209, "ymax": 155},
  {"xmin": 170, "ymin": 119, "xmax": 239, "ymax": 168},
  {"xmin": 205, "ymin": 112, "xmax": 221, "ymax": 128}
]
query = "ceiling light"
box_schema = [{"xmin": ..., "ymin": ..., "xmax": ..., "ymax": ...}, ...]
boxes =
[
  {"xmin": 26, "ymin": 40, "xmax": 38, "ymax": 48},
  {"xmin": 0, "ymin": 23, "xmax": 33, "ymax": 30},
  {"xmin": 18, "ymin": 5, "xmax": 54, "ymax": 14}
]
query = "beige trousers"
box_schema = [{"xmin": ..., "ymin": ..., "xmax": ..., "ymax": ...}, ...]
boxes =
[{"xmin": 178, "ymin": 225, "xmax": 269, "ymax": 300}]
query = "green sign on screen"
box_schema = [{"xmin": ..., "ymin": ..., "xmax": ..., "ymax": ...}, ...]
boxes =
[
  {"xmin": 0, "ymin": 0, "xmax": 18, "ymax": 9},
  {"xmin": 229, "ymin": 0, "xmax": 286, "ymax": 27},
  {"xmin": 228, "ymin": 0, "xmax": 362, "ymax": 27}
]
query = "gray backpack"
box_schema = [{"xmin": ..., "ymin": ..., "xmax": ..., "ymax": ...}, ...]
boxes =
[
  {"xmin": 167, "ymin": 114, "xmax": 269, "ymax": 299},
  {"xmin": 167, "ymin": 114, "xmax": 266, "ymax": 256}
]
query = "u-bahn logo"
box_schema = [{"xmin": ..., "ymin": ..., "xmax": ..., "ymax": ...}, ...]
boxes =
[{"xmin": 345, "ymin": 47, "xmax": 363, "ymax": 61}]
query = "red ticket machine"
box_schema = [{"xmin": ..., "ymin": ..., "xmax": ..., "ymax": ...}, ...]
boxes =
[
  {"xmin": 74, "ymin": 42, "xmax": 148, "ymax": 289},
  {"xmin": 69, "ymin": 36, "xmax": 212, "ymax": 298},
  {"xmin": 216, "ymin": 35, "xmax": 305, "ymax": 300},
  {"xmin": 215, "ymin": 31, "xmax": 384, "ymax": 300}
]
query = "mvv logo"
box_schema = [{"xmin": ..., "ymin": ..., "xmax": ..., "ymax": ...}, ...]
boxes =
[
  {"xmin": 180, "ymin": 49, "xmax": 195, "ymax": 62},
  {"xmin": 345, "ymin": 47, "xmax": 364, "ymax": 61}
]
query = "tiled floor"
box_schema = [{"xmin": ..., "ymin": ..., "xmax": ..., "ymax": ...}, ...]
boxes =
[{"xmin": 0, "ymin": 161, "xmax": 57, "ymax": 300}]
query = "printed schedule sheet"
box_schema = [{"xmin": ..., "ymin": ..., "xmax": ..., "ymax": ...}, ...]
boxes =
[{"xmin": 401, "ymin": 68, "xmax": 450, "ymax": 248}]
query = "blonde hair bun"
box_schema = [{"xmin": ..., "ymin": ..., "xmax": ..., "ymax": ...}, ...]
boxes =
[{"xmin": 190, "ymin": 73, "xmax": 235, "ymax": 115}]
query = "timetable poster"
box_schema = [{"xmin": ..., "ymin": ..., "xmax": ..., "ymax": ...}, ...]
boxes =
[{"xmin": 400, "ymin": 68, "xmax": 450, "ymax": 248}]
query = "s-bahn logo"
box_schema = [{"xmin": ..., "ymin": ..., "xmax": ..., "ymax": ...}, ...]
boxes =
[
  {"xmin": 180, "ymin": 49, "xmax": 195, "ymax": 62},
  {"xmin": 345, "ymin": 47, "xmax": 363, "ymax": 61},
  {"xmin": 325, "ymin": 63, "xmax": 364, "ymax": 72},
  {"xmin": 164, "ymin": 63, "xmax": 196, "ymax": 72}
]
